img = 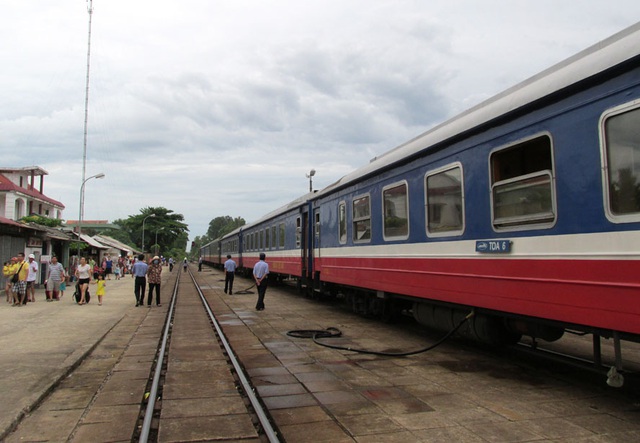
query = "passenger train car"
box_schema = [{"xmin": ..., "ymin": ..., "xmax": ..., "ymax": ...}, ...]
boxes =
[{"xmin": 202, "ymin": 23, "xmax": 640, "ymax": 374}]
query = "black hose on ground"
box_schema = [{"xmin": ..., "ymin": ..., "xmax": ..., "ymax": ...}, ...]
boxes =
[{"xmin": 287, "ymin": 310, "xmax": 475, "ymax": 357}]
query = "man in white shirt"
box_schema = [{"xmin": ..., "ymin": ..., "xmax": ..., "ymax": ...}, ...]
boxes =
[
  {"xmin": 253, "ymin": 253, "xmax": 269, "ymax": 311},
  {"xmin": 26, "ymin": 254, "xmax": 38, "ymax": 303},
  {"xmin": 224, "ymin": 255, "xmax": 237, "ymax": 295}
]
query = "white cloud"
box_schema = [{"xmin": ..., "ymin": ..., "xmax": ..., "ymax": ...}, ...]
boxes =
[{"xmin": 2, "ymin": 0, "xmax": 640, "ymax": 238}]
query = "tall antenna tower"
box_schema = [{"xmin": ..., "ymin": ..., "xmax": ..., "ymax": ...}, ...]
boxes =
[{"xmin": 80, "ymin": 0, "xmax": 94, "ymax": 220}]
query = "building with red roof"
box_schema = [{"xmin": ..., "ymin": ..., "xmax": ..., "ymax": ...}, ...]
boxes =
[{"xmin": 0, "ymin": 166, "xmax": 65, "ymax": 221}]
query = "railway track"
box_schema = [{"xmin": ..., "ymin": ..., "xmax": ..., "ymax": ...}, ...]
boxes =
[{"xmin": 133, "ymin": 267, "xmax": 281, "ymax": 442}]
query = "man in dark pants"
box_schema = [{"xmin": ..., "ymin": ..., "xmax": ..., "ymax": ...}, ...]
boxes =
[
  {"xmin": 224, "ymin": 254, "xmax": 236, "ymax": 294},
  {"xmin": 131, "ymin": 254, "xmax": 148, "ymax": 307},
  {"xmin": 253, "ymin": 253, "xmax": 269, "ymax": 310}
]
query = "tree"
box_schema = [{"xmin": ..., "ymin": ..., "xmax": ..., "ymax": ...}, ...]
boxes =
[
  {"xmin": 207, "ymin": 216, "xmax": 245, "ymax": 239},
  {"xmin": 117, "ymin": 207, "xmax": 190, "ymax": 255}
]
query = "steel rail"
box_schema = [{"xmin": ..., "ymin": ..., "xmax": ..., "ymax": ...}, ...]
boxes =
[
  {"xmin": 187, "ymin": 268, "xmax": 281, "ymax": 443},
  {"xmin": 138, "ymin": 268, "xmax": 181, "ymax": 442}
]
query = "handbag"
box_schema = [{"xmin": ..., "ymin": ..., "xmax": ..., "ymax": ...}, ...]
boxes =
[{"xmin": 11, "ymin": 262, "xmax": 24, "ymax": 283}]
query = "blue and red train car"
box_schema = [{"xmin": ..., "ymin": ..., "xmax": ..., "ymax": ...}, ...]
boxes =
[{"xmin": 203, "ymin": 23, "xmax": 640, "ymax": 372}]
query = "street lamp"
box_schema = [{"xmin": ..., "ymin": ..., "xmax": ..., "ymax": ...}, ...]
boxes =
[
  {"xmin": 141, "ymin": 214, "xmax": 156, "ymax": 253},
  {"xmin": 154, "ymin": 227, "xmax": 165, "ymax": 255},
  {"xmin": 306, "ymin": 169, "xmax": 316, "ymax": 193},
  {"xmin": 77, "ymin": 172, "xmax": 105, "ymax": 258}
]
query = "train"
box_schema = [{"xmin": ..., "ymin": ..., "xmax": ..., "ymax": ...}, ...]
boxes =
[{"xmin": 202, "ymin": 23, "xmax": 640, "ymax": 376}]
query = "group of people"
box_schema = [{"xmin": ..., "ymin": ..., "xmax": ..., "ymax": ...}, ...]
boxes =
[
  {"xmin": 3, "ymin": 253, "xmax": 43, "ymax": 305},
  {"xmin": 4, "ymin": 251, "xmax": 268, "ymax": 310},
  {"xmin": 131, "ymin": 254, "xmax": 163, "ymax": 307},
  {"xmin": 3, "ymin": 253, "xmax": 70, "ymax": 306},
  {"xmin": 222, "ymin": 253, "xmax": 269, "ymax": 311},
  {"xmin": 73, "ymin": 256, "xmax": 106, "ymax": 305}
]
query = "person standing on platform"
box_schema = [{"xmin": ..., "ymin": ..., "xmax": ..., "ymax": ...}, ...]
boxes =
[
  {"xmin": 104, "ymin": 255, "xmax": 113, "ymax": 280},
  {"xmin": 253, "ymin": 253, "xmax": 269, "ymax": 311},
  {"xmin": 13, "ymin": 253, "xmax": 28, "ymax": 306},
  {"xmin": 224, "ymin": 254, "xmax": 236, "ymax": 295},
  {"xmin": 93, "ymin": 274, "xmax": 106, "ymax": 305},
  {"xmin": 146, "ymin": 255, "xmax": 162, "ymax": 307},
  {"xmin": 131, "ymin": 254, "xmax": 148, "ymax": 307},
  {"xmin": 3, "ymin": 257, "xmax": 16, "ymax": 303},
  {"xmin": 26, "ymin": 254, "xmax": 38, "ymax": 303},
  {"xmin": 169, "ymin": 257, "xmax": 174, "ymax": 272},
  {"xmin": 198, "ymin": 256, "xmax": 203, "ymax": 272},
  {"xmin": 74, "ymin": 256, "xmax": 92, "ymax": 305},
  {"xmin": 45, "ymin": 255, "xmax": 65, "ymax": 301}
]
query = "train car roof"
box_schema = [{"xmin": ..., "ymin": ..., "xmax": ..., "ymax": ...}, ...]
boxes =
[
  {"xmin": 314, "ymin": 21, "xmax": 640, "ymax": 198},
  {"xmin": 216, "ymin": 191, "xmax": 316, "ymax": 243}
]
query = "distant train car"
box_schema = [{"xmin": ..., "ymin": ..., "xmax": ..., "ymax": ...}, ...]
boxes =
[
  {"xmin": 200, "ymin": 237, "xmax": 221, "ymax": 267},
  {"xmin": 238, "ymin": 193, "xmax": 313, "ymax": 280},
  {"xmin": 220, "ymin": 228, "xmax": 241, "ymax": 269}
]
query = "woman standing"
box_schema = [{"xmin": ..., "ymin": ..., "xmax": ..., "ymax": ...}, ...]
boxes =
[
  {"xmin": 75, "ymin": 257, "xmax": 92, "ymax": 305},
  {"xmin": 146, "ymin": 255, "xmax": 162, "ymax": 306}
]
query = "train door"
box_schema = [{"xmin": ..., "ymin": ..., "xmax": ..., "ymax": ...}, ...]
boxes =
[
  {"xmin": 312, "ymin": 206, "xmax": 320, "ymax": 290},
  {"xmin": 299, "ymin": 212, "xmax": 308, "ymax": 279}
]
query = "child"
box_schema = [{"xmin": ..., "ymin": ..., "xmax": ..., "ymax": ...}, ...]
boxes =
[
  {"xmin": 59, "ymin": 276, "xmax": 66, "ymax": 299},
  {"xmin": 92, "ymin": 274, "xmax": 106, "ymax": 306},
  {"xmin": 114, "ymin": 264, "xmax": 121, "ymax": 280}
]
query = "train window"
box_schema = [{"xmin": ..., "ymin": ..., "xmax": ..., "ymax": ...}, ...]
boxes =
[
  {"xmin": 271, "ymin": 226, "xmax": 276, "ymax": 249},
  {"xmin": 602, "ymin": 103, "xmax": 640, "ymax": 221},
  {"xmin": 383, "ymin": 182, "xmax": 409, "ymax": 240},
  {"xmin": 353, "ymin": 194, "xmax": 371, "ymax": 242},
  {"xmin": 338, "ymin": 201, "xmax": 347, "ymax": 244},
  {"xmin": 426, "ymin": 164, "xmax": 464, "ymax": 236},
  {"xmin": 265, "ymin": 228, "xmax": 270, "ymax": 249},
  {"xmin": 296, "ymin": 217, "xmax": 301, "ymax": 248},
  {"xmin": 490, "ymin": 135, "xmax": 556, "ymax": 230},
  {"xmin": 260, "ymin": 230, "xmax": 264, "ymax": 249},
  {"xmin": 279, "ymin": 223, "xmax": 285, "ymax": 248},
  {"xmin": 315, "ymin": 211, "xmax": 320, "ymax": 238}
]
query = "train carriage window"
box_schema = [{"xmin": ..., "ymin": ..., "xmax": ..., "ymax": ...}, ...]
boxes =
[
  {"xmin": 265, "ymin": 228, "xmax": 270, "ymax": 249},
  {"xmin": 279, "ymin": 223, "xmax": 285, "ymax": 248},
  {"xmin": 383, "ymin": 182, "xmax": 409, "ymax": 240},
  {"xmin": 353, "ymin": 194, "xmax": 371, "ymax": 242},
  {"xmin": 338, "ymin": 201, "xmax": 347, "ymax": 244},
  {"xmin": 602, "ymin": 104, "xmax": 640, "ymax": 220},
  {"xmin": 315, "ymin": 211, "xmax": 320, "ymax": 238},
  {"xmin": 490, "ymin": 135, "xmax": 556, "ymax": 230},
  {"xmin": 260, "ymin": 230, "xmax": 264, "ymax": 250},
  {"xmin": 296, "ymin": 217, "xmax": 301, "ymax": 248},
  {"xmin": 426, "ymin": 165, "xmax": 464, "ymax": 236},
  {"xmin": 271, "ymin": 226, "xmax": 276, "ymax": 250}
]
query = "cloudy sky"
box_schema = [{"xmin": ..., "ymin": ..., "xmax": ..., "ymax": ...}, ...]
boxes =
[{"xmin": 3, "ymin": 1, "xmax": 640, "ymax": 241}]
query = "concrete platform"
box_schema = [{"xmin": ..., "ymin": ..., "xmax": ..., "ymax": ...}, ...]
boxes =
[
  {"xmin": 0, "ymin": 268, "xmax": 174, "ymax": 440},
  {"xmin": 196, "ymin": 267, "xmax": 640, "ymax": 443}
]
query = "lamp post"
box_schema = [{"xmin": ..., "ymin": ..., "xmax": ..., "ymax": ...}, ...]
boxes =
[
  {"xmin": 306, "ymin": 169, "xmax": 316, "ymax": 193},
  {"xmin": 154, "ymin": 227, "xmax": 165, "ymax": 255},
  {"xmin": 77, "ymin": 172, "xmax": 105, "ymax": 258},
  {"xmin": 141, "ymin": 214, "xmax": 156, "ymax": 253}
]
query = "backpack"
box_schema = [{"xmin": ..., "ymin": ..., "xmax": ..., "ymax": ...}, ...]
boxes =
[{"xmin": 73, "ymin": 283, "xmax": 91, "ymax": 303}]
